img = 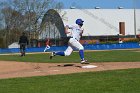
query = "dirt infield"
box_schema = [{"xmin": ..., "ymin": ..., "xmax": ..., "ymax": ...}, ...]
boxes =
[{"xmin": 0, "ymin": 61, "xmax": 140, "ymax": 79}]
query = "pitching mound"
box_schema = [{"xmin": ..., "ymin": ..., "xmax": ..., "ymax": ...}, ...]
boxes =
[{"xmin": 0, "ymin": 61, "xmax": 140, "ymax": 79}]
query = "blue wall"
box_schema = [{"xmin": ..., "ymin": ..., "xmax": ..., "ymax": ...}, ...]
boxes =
[{"xmin": 0, "ymin": 42, "xmax": 140, "ymax": 54}]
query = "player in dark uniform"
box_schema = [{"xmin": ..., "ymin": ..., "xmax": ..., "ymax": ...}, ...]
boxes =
[{"xmin": 18, "ymin": 32, "xmax": 29, "ymax": 56}]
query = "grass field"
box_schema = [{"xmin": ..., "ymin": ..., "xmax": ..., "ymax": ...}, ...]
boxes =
[
  {"xmin": 0, "ymin": 50, "xmax": 140, "ymax": 93},
  {"xmin": 0, "ymin": 69, "xmax": 140, "ymax": 93},
  {"xmin": 0, "ymin": 50, "xmax": 140, "ymax": 63}
]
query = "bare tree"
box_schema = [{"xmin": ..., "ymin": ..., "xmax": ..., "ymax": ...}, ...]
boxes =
[
  {"xmin": 11, "ymin": 0, "xmax": 63, "ymax": 37},
  {"xmin": 0, "ymin": 0, "xmax": 63, "ymax": 47}
]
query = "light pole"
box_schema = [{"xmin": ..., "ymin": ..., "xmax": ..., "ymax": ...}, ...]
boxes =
[{"xmin": 133, "ymin": 0, "xmax": 137, "ymax": 38}]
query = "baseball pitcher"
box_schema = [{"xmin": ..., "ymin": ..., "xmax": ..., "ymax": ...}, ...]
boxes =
[{"xmin": 50, "ymin": 19, "xmax": 89, "ymax": 64}]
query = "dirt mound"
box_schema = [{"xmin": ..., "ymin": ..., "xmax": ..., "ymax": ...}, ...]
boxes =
[{"xmin": 0, "ymin": 61, "xmax": 140, "ymax": 79}]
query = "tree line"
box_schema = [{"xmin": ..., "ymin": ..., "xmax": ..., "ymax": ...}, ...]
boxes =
[{"xmin": 0, "ymin": 0, "xmax": 63, "ymax": 48}]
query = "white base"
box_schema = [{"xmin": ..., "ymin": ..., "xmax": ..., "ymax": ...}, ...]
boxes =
[{"xmin": 81, "ymin": 65, "xmax": 97, "ymax": 68}]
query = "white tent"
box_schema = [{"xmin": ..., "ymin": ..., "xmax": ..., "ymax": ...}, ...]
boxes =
[{"xmin": 8, "ymin": 42, "xmax": 19, "ymax": 48}]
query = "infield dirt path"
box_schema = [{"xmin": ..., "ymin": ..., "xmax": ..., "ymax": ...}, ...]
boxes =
[{"xmin": 0, "ymin": 61, "xmax": 140, "ymax": 79}]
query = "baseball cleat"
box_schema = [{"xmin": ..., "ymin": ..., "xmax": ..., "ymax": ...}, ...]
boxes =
[
  {"xmin": 81, "ymin": 59, "xmax": 89, "ymax": 64},
  {"xmin": 50, "ymin": 52, "xmax": 55, "ymax": 59}
]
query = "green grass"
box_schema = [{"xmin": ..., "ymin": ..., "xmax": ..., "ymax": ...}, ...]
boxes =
[
  {"xmin": 0, "ymin": 68, "xmax": 140, "ymax": 93},
  {"xmin": 0, "ymin": 50, "xmax": 140, "ymax": 63},
  {"xmin": 0, "ymin": 50, "xmax": 140, "ymax": 93}
]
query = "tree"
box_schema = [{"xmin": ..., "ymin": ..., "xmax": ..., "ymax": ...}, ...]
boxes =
[{"xmin": 0, "ymin": 0, "xmax": 63, "ymax": 47}]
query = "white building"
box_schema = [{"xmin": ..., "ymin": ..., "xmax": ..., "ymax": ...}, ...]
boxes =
[
  {"xmin": 40, "ymin": 9, "xmax": 140, "ymax": 39},
  {"xmin": 60, "ymin": 9, "xmax": 140, "ymax": 36}
]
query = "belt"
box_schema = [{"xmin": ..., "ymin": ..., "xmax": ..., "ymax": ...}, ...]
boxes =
[{"xmin": 68, "ymin": 37, "xmax": 78, "ymax": 41}]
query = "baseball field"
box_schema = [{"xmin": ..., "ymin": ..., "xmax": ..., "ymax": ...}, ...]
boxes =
[{"xmin": 0, "ymin": 49, "xmax": 140, "ymax": 93}]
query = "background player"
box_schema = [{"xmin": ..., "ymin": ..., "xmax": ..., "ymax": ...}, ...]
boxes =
[
  {"xmin": 50, "ymin": 19, "xmax": 89, "ymax": 64},
  {"xmin": 18, "ymin": 32, "xmax": 29, "ymax": 57},
  {"xmin": 44, "ymin": 38, "xmax": 50, "ymax": 52}
]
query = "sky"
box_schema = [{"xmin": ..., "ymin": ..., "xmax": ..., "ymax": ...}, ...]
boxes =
[
  {"xmin": 56, "ymin": 0, "xmax": 140, "ymax": 9},
  {"xmin": 0, "ymin": 0, "xmax": 140, "ymax": 9}
]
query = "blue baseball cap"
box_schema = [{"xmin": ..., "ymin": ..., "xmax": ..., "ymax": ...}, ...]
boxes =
[{"xmin": 75, "ymin": 19, "xmax": 84, "ymax": 25}]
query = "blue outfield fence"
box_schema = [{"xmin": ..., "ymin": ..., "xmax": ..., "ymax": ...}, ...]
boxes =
[
  {"xmin": 84, "ymin": 42, "xmax": 140, "ymax": 50},
  {"xmin": 0, "ymin": 42, "xmax": 140, "ymax": 54}
]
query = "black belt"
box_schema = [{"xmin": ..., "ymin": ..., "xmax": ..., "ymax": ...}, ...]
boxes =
[{"xmin": 68, "ymin": 37, "xmax": 78, "ymax": 41}]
